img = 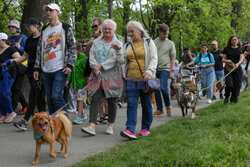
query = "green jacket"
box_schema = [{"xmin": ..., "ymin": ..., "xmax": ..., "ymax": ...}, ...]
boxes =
[{"xmin": 67, "ymin": 53, "xmax": 87, "ymax": 89}]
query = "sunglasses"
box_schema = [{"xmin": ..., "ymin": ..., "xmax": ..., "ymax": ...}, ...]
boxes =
[{"xmin": 92, "ymin": 24, "xmax": 99, "ymax": 29}]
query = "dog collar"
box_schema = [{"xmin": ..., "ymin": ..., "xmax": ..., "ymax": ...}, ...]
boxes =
[
  {"xmin": 33, "ymin": 132, "xmax": 44, "ymax": 140},
  {"xmin": 33, "ymin": 124, "xmax": 54, "ymax": 140}
]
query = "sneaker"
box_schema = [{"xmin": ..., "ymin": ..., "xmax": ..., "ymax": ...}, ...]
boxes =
[
  {"xmin": 19, "ymin": 106, "xmax": 27, "ymax": 115},
  {"xmin": 139, "ymin": 129, "xmax": 150, "ymax": 136},
  {"xmin": 81, "ymin": 126, "xmax": 96, "ymax": 136},
  {"xmin": 0, "ymin": 115, "xmax": 6, "ymax": 124},
  {"xmin": 13, "ymin": 120, "xmax": 27, "ymax": 131},
  {"xmin": 166, "ymin": 106, "xmax": 172, "ymax": 116},
  {"xmin": 105, "ymin": 126, "xmax": 113, "ymax": 135},
  {"xmin": 220, "ymin": 94, "xmax": 224, "ymax": 99},
  {"xmin": 211, "ymin": 96, "xmax": 216, "ymax": 100},
  {"xmin": 207, "ymin": 99, "xmax": 212, "ymax": 104},
  {"xmin": 68, "ymin": 109, "xmax": 77, "ymax": 113},
  {"xmin": 191, "ymin": 113, "xmax": 196, "ymax": 119},
  {"xmin": 153, "ymin": 110, "xmax": 163, "ymax": 116},
  {"xmin": 81, "ymin": 113, "xmax": 87, "ymax": 120},
  {"xmin": 73, "ymin": 116, "xmax": 83, "ymax": 124},
  {"xmin": 4, "ymin": 112, "xmax": 17, "ymax": 123},
  {"xmin": 120, "ymin": 130, "xmax": 137, "ymax": 139}
]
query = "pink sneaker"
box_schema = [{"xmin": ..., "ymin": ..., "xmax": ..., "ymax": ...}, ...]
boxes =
[
  {"xmin": 120, "ymin": 130, "xmax": 137, "ymax": 139},
  {"xmin": 0, "ymin": 115, "xmax": 6, "ymax": 124},
  {"xmin": 139, "ymin": 129, "xmax": 150, "ymax": 136},
  {"xmin": 4, "ymin": 112, "xmax": 17, "ymax": 123}
]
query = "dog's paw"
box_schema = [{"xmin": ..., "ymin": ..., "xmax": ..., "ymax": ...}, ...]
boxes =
[
  {"xmin": 49, "ymin": 153, "xmax": 57, "ymax": 158},
  {"xmin": 57, "ymin": 150, "xmax": 64, "ymax": 154},
  {"xmin": 32, "ymin": 160, "xmax": 39, "ymax": 165},
  {"xmin": 64, "ymin": 153, "xmax": 68, "ymax": 158}
]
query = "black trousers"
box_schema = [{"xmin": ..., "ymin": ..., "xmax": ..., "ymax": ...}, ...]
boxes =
[
  {"xmin": 89, "ymin": 89, "xmax": 117, "ymax": 124},
  {"xmin": 224, "ymin": 68, "xmax": 242, "ymax": 102},
  {"xmin": 11, "ymin": 73, "xmax": 27, "ymax": 110},
  {"xmin": 23, "ymin": 74, "xmax": 46, "ymax": 121}
]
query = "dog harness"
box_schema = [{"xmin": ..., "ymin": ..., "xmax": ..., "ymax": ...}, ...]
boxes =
[{"xmin": 33, "ymin": 123, "xmax": 54, "ymax": 140}]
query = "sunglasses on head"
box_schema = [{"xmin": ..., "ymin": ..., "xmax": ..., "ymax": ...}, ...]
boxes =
[{"xmin": 92, "ymin": 24, "xmax": 99, "ymax": 29}]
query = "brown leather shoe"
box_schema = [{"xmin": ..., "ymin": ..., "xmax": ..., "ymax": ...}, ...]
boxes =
[
  {"xmin": 153, "ymin": 110, "xmax": 163, "ymax": 116},
  {"xmin": 166, "ymin": 106, "xmax": 172, "ymax": 116}
]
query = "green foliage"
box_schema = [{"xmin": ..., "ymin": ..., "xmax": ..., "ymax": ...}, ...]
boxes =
[
  {"xmin": 72, "ymin": 91, "xmax": 250, "ymax": 167},
  {"xmin": 0, "ymin": 0, "xmax": 23, "ymax": 35}
]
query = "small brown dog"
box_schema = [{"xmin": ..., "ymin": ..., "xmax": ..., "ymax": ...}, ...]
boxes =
[
  {"xmin": 31, "ymin": 111, "xmax": 72, "ymax": 165},
  {"xmin": 179, "ymin": 91, "xmax": 197, "ymax": 118}
]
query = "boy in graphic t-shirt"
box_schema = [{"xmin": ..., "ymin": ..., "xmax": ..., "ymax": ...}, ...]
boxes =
[{"xmin": 34, "ymin": 3, "xmax": 77, "ymax": 115}]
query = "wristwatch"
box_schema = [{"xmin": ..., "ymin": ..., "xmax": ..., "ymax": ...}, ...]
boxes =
[{"xmin": 170, "ymin": 69, "xmax": 174, "ymax": 72}]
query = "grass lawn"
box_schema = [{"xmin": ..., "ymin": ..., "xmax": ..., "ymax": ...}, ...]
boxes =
[{"xmin": 72, "ymin": 91, "xmax": 250, "ymax": 167}]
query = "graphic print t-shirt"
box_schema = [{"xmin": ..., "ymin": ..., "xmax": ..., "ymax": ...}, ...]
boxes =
[{"xmin": 43, "ymin": 23, "xmax": 64, "ymax": 72}]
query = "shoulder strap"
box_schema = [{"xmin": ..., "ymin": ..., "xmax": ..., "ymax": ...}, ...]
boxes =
[
  {"xmin": 199, "ymin": 53, "xmax": 211, "ymax": 63},
  {"xmin": 129, "ymin": 43, "xmax": 144, "ymax": 77},
  {"xmin": 146, "ymin": 38, "xmax": 150, "ymax": 46},
  {"xmin": 18, "ymin": 35, "xmax": 24, "ymax": 44}
]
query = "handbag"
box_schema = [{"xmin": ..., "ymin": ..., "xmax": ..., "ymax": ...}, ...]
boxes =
[
  {"xmin": 129, "ymin": 42, "xmax": 160, "ymax": 93},
  {"xmin": 225, "ymin": 62, "xmax": 235, "ymax": 72}
]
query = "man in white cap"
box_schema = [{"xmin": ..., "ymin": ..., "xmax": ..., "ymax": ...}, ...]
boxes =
[
  {"xmin": 33, "ymin": 3, "xmax": 77, "ymax": 115},
  {"xmin": 211, "ymin": 41, "xmax": 224, "ymax": 100}
]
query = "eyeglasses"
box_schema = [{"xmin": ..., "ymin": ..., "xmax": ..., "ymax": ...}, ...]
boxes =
[{"xmin": 92, "ymin": 24, "xmax": 99, "ymax": 29}]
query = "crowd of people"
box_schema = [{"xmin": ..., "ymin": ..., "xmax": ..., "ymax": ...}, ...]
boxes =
[{"xmin": 0, "ymin": 3, "xmax": 249, "ymax": 140}]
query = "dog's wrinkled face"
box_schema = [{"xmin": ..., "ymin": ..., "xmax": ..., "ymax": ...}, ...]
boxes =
[
  {"xmin": 31, "ymin": 112, "xmax": 50, "ymax": 132},
  {"xmin": 182, "ymin": 92, "xmax": 194, "ymax": 108}
]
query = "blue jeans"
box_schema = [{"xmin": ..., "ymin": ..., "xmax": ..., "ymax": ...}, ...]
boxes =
[
  {"xmin": 0, "ymin": 78, "xmax": 14, "ymax": 116},
  {"xmin": 201, "ymin": 67, "xmax": 215, "ymax": 99},
  {"xmin": 215, "ymin": 70, "xmax": 224, "ymax": 82},
  {"xmin": 125, "ymin": 80, "xmax": 153, "ymax": 134},
  {"xmin": 155, "ymin": 70, "xmax": 171, "ymax": 111},
  {"xmin": 42, "ymin": 70, "xmax": 67, "ymax": 115}
]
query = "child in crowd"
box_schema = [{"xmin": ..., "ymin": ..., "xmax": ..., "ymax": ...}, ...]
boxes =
[{"xmin": 65, "ymin": 42, "xmax": 88, "ymax": 124}]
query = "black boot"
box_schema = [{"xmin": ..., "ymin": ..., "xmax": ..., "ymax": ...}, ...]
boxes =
[{"xmin": 224, "ymin": 97, "xmax": 229, "ymax": 104}]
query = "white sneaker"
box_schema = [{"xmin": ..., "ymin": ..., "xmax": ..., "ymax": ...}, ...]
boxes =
[
  {"xmin": 68, "ymin": 109, "xmax": 77, "ymax": 113},
  {"xmin": 81, "ymin": 126, "xmax": 96, "ymax": 136},
  {"xmin": 191, "ymin": 113, "xmax": 196, "ymax": 119},
  {"xmin": 207, "ymin": 99, "xmax": 212, "ymax": 104},
  {"xmin": 105, "ymin": 126, "xmax": 113, "ymax": 135}
]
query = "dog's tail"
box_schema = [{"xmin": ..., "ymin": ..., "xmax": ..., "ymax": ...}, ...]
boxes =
[{"xmin": 57, "ymin": 112, "xmax": 72, "ymax": 139}]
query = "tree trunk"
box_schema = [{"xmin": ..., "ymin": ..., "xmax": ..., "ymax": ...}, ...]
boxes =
[
  {"xmin": 21, "ymin": 0, "xmax": 50, "ymax": 34},
  {"xmin": 108, "ymin": 0, "xmax": 113, "ymax": 19},
  {"xmin": 122, "ymin": 0, "xmax": 132, "ymax": 43}
]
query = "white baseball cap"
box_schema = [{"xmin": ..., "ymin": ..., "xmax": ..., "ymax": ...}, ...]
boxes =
[
  {"xmin": 212, "ymin": 41, "xmax": 218, "ymax": 45},
  {"xmin": 8, "ymin": 20, "xmax": 20, "ymax": 29},
  {"xmin": 43, "ymin": 3, "xmax": 61, "ymax": 14},
  {"xmin": 0, "ymin": 33, "xmax": 8, "ymax": 40}
]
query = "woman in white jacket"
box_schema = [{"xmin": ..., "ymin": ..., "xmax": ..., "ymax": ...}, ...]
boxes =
[
  {"xmin": 117, "ymin": 21, "xmax": 158, "ymax": 139},
  {"xmin": 81, "ymin": 19, "xmax": 123, "ymax": 136}
]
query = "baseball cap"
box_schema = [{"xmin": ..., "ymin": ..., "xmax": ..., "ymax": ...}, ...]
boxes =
[
  {"xmin": 212, "ymin": 41, "xmax": 218, "ymax": 45},
  {"xmin": 0, "ymin": 33, "xmax": 8, "ymax": 40},
  {"xmin": 23, "ymin": 18, "xmax": 40, "ymax": 27},
  {"xmin": 8, "ymin": 20, "xmax": 20, "ymax": 29},
  {"xmin": 183, "ymin": 47, "xmax": 190, "ymax": 52},
  {"xmin": 43, "ymin": 3, "xmax": 61, "ymax": 14}
]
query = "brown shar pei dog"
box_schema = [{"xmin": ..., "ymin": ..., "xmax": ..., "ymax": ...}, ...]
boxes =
[{"xmin": 31, "ymin": 111, "xmax": 72, "ymax": 165}]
